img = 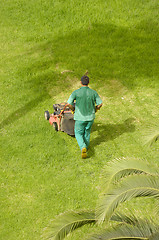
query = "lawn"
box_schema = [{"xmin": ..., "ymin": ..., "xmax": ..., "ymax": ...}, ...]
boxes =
[{"xmin": 0, "ymin": 0, "xmax": 159, "ymax": 239}]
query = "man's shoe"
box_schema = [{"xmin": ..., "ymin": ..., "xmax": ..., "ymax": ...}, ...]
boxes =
[{"xmin": 81, "ymin": 148, "xmax": 87, "ymax": 159}]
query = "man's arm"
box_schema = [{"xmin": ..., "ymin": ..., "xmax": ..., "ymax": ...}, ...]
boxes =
[
  {"xmin": 95, "ymin": 91, "xmax": 103, "ymax": 112},
  {"xmin": 95, "ymin": 103, "xmax": 102, "ymax": 112},
  {"xmin": 67, "ymin": 91, "xmax": 76, "ymax": 111},
  {"xmin": 96, "ymin": 103, "xmax": 102, "ymax": 109},
  {"xmin": 68, "ymin": 103, "xmax": 75, "ymax": 111}
]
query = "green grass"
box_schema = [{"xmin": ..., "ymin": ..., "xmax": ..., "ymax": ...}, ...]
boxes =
[{"xmin": 0, "ymin": 0, "xmax": 159, "ymax": 239}]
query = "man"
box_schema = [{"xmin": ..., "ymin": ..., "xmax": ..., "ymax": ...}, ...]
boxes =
[{"xmin": 67, "ymin": 75, "xmax": 102, "ymax": 159}]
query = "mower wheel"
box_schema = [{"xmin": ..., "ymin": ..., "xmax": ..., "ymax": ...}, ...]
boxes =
[
  {"xmin": 44, "ymin": 111, "xmax": 50, "ymax": 120},
  {"xmin": 53, "ymin": 122, "xmax": 58, "ymax": 131}
]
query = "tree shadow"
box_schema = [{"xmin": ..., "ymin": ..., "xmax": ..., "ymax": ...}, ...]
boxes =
[
  {"xmin": 2, "ymin": 19, "xmax": 158, "ymax": 129},
  {"xmin": 0, "ymin": 94, "xmax": 50, "ymax": 129},
  {"xmin": 24, "ymin": 19, "xmax": 159, "ymax": 95},
  {"xmin": 41, "ymin": 20, "xmax": 159, "ymax": 89},
  {"xmin": 89, "ymin": 118, "xmax": 136, "ymax": 157}
]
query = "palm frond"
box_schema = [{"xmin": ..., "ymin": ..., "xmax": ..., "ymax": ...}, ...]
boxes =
[
  {"xmin": 96, "ymin": 175, "xmax": 159, "ymax": 224},
  {"xmin": 111, "ymin": 212, "xmax": 140, "ymax": 225},
  {"xmin": 144, "ymin": 130, "xmax": 159, "ymax": 147},
  {"xmin": 101, "ymin": 158, "xmax": 159, "ymax": 189},
  {"xmin": 43, "ymin": 211, "xmax": 96, "ymax": 240},
  {"xmin": 87, "ymin": 219, "xmax": 159, "ymax": 240},
  {"xmin": 111, "ymin": 212, "xmax": 159, "ymax": 231},
  {"xmin": 149, "ymin": 232, "xmax": 159, "ymax": 240}
]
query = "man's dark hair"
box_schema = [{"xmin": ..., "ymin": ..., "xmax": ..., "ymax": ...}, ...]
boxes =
[{"xmin": 81, "ymin": 75, "xmax": 89, "ymax": 85}]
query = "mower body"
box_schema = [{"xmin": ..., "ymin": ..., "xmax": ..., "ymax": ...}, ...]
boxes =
[{"xmin": 45, "ymin": 103, "xmax": 75, "ymax": 136}]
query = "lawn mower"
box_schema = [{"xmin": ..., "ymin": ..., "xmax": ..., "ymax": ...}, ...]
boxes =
[{"xmin": 44, "ymin": 103, "xmax": 75, "ymax": 136}]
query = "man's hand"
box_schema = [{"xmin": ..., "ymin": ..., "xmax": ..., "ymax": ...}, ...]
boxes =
[{"xmin": 95, "ymin": 103, "xmax": 103, "ymax": 112}]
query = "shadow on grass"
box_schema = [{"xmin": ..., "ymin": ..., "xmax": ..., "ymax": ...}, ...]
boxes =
[
  {"xmin": 2, "ymin": 19, "xmax": 158, "ymax": 128},
  {"xmin": 89, "ymin": 118, "xmax": 135, "ymax": 157},
  {"xmin": 0, "ymin": 94, "xmax": 50, "ymax": 129},
  {"xmin": 40, "ymin": 20, "xmax": 159, "ymax": 89}
]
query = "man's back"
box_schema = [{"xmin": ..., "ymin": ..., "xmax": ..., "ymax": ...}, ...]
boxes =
[{"xmin": 68, "ymin": 86, "xmax": 102, "ymax": 121}]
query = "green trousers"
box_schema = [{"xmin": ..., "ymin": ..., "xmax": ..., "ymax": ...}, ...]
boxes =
[{"xmin": 75, "ymin": 120, "xmax": 94, "ymax": 150}]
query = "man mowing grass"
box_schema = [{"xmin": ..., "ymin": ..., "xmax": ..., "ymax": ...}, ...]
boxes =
[{"xmin": 67, "ymin": 75, "xmax": 102, "ymax": 159}]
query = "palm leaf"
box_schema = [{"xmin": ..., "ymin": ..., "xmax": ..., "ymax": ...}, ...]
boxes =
[
  {"xmin": 100, "ymin": 158, "xmax": 159, "ymax": 189},
  {"xmin": 44, "ymin": 211, "xmax": 96, "ymax": 240},
  {"xmin": 96, "ymin": 175, "xmax": 159, "ymax": 224},
  {"xmin": 87, "ymin": 219, "xmax": 159, "ymax": 240},
  {"xmin": 149, "ymin": 232, "xmax": 159, "ymax": 240},
  {"xmin": 144, "ymin": 131, "xmax": 159, "ymax": 147},
  {"xmin": 111, "ymin": 212, "xmax": 140, "ymax": 225}
]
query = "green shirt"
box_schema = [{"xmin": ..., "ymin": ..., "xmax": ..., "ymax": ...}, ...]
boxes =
[{"xmin": 67, "ymin": 86, "xmax": 102, "ymax": 121}]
